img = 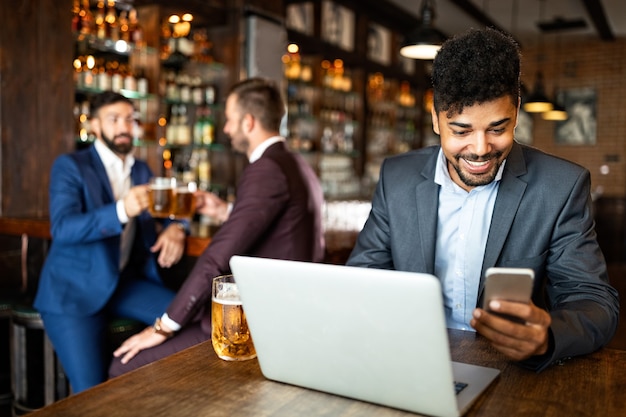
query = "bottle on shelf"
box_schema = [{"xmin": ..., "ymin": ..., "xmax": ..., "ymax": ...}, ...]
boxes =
[
  {"xmin": 166, "ymin": 105, "xmax": 180, "ymax": 145},
  {"xmin": 128, "ymin": 8, "xmax": 144, "ymax": 47},
  {"xmin": 177, "ymin": 105, "xmax": 191, "ymax": 145},
  {"xmin": 95, "ymin": 1, "xmax": 106, "ymax": 39},
  {"xmin": 77, "ymin": 0, "xmax": 94, "ymax": 36},
  {"xmin": 105, "ymin": 0, "xmax": 119, "ymax": 41},
  {"xmin": 118, "ymin": 10, "xmax": 130, "ymax": 42},
  {"xmin": 196, "ymin": 148, "xmax": 211, "ymax": 191}
]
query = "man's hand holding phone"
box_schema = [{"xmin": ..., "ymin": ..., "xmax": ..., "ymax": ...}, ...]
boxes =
[{"xmin": 471, "ymin": 267, "xmax": 552, "ymax": 361}]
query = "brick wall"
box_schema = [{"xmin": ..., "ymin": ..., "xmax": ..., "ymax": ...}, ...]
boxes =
[{"xmin": 521, "ymin": 36, "xmax": 626, "ymax": 198}]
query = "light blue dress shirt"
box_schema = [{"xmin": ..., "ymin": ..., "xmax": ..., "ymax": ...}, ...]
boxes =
[{"xmin": 433, "ymin": 149, "xmax": 504, "ymax": 330}]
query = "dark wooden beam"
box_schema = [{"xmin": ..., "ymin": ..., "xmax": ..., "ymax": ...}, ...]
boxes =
[
  {"xmin": 581, "ymin": 0, "xmax": 615, "ymax": 41},
  {"xmin": 447, "ymin": 0, "xmax": 521, "ymax": 46}
]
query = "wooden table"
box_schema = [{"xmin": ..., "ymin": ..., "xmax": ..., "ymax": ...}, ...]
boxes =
[{"xmin": 26, "ymin": 330, "xmax": 626, "ymax": 417}]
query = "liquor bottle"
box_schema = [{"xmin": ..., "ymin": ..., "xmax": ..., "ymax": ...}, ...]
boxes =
[
  {"xmin": 105, "ymin": 0, "xmax": 119, "ymax": 41},
  {"xmin": 79, "ymin": 0, "xmax": 94, "ymax": 35},
  {"xmin": 136, "ymin": 69, "xmax": 149, "ymax": 95},
  {"xmin": 177, "ymin": 105, "xmax": 191, "ymax": 145},
  {"xmin": 166, "ymin": 105, "xmax": 180, "ymax": 145},
  {"xmin": 72, "ymin": 0, "xmax": 82, "ymax": 33},
  {"xmin": 193, "ymin": 107, "xmax": 205, "ymax": 145},
  {"xmin": 118, "ymin": 10, "xmax": 130, "ymax": 42},
  {"xmin": 95, "ymin": 1, "xmax": 106, "ymax": 39},
  {"xmin": 197, "ymin": 149, "xmax": 211, "ymax": 191},
  {"xmin": 128, "ymin": 8, "xmax": 144, "ymax": 47},
  {"xmin": 123, "ymin": 65, "xmax": 137, "ymax": 92},
  {"xmin": 202, "ymin": 107, "xmax": 215, "ymax": 145}
]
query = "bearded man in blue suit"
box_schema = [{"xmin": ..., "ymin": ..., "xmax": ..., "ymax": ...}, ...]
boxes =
[{"xmin": 35, "ymin": 91, "xmax": 187, "ymax": 392}]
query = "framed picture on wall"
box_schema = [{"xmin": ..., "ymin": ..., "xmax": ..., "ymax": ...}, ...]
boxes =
[
  {"xmin": 367, "ymin": 23, "xmax": 391, "ymax": 65},
  {"xmin": 321, "ymin": 1, "xmax": 355, "ymax": 51},
  {"xmin": 286, "ymin": 2, "xmax": 314, "ymax": 35},
  {"xmin": 555, "ymin": 87, "xmax": 597, "ymax": 145}
]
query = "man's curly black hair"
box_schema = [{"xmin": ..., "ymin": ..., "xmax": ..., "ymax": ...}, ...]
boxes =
[{"xmin": 432, "ymin": 27, "xmax": 521, "ymax": 118}]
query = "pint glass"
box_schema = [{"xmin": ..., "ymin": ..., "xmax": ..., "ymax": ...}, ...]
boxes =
[
  {"xmin": 148, "ymin": 177, "xmax": 175, "ymax": 218},
  {"xmin": 172, "ymin": 181, "xmax": 197, "ymax": 218},
  {"xmin": 211, "ymin": 275, "xmax": 256, "ymax": 361}
]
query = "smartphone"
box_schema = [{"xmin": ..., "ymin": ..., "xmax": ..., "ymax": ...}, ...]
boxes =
[{"xmin": 482, "ymin": 267, "xmax": 534, "ymax": 322}]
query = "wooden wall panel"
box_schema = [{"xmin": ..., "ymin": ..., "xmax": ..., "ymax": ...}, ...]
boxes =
[{"xmin": 0, "ymin": 0, "xmax": 74, "ymax": 218}]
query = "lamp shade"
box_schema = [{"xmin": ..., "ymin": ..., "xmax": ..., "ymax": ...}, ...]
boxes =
[
  {"xmin": 400, "ymin": 0, "xmax": 447, "ymax": 60},
  {"xmin": 400, "ymin": 26, "xmax": 447, "ymax": 60},
  {"xmin": 542, "ymin": 104, "xmax": 568, "ymax": 121},
  {"xmin": 542, "ymin": 91, "xmax": 568, "ymax": 121},
  {"xmin": 523, "ymin": 72, "xmax": 553, "ymax": 113}
]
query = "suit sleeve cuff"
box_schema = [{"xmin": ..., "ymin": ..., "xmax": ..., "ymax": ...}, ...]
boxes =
[
  {"xmin": 116, "ymin": 200, "xmax": 129, "ymax": 224},
  {"xmin": 161, "ymin": 313, "xmax": 182, "ymax": 332}
]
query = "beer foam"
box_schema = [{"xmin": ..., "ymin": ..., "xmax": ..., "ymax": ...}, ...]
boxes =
[
  {"xmin": 214, "ymin": 282, "xmax": 241, "ymax": 303},
  {"xmin": 212, "ymin": 298, "xmax": 243, "ymax": 306}
]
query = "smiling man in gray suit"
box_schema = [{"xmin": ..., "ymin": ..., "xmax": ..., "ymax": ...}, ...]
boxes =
[{"xmin": 347, "ymin": 28, "xmax": 618, "ymax": 371}]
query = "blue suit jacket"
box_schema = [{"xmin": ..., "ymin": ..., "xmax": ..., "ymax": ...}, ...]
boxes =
[
  {"xmin": 35, "ymin": 145, "xmax": 164, "ymax": 316},
  {"xmin": 348, "ymin": 142, "xmax": 619, "ymax": 370}
]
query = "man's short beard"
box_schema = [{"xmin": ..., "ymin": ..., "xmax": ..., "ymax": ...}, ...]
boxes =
[
  {"xmin": 451, "ymin": 151, "xmax": 503, "ymax": 188},
  {"xmin": 102, "ymin": 131, "xmax": 133, "ymax": 155}
]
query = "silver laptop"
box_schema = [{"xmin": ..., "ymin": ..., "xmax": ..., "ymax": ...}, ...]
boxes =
[{"xmin": 229, "ymin": 256, "xmax": 500, "ymax": 417}]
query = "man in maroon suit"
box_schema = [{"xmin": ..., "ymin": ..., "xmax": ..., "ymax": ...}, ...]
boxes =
[{"xmin": 110, "ymin": 78, "xmax": 325, "ymax": 376}]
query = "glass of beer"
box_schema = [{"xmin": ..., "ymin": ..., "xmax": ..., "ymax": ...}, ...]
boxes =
[
  {"xmin": 172, "ymin": 181, "xmax": 197, "ymax": 218},
  {"xmin": 211, "ymin": 274, "xmax": 256, "ymax": 361},
  {"xmin": 148, "ymin": 177, "xmax": 175, "ymax": 218}
]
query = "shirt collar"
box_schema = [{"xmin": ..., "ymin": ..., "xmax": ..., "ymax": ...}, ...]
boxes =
[
  {"xmin": 249, "ymin": 136, "xmax": 285, "ymax": 163},
  {"xmin": 94, "ymin": 138, "xmax": 135, "ymax": 174},
  {"xmin": 434, "ymin": 147, "xmax": 505, "ymax": 191}
]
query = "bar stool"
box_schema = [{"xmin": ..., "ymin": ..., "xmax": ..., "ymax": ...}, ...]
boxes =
[
  {"xmin": 10, "ymin": 305, "xmax": 69, "ymax": 416},
  {"xmin": 9, "ymin": 306, "xmax": 144, "ymax": 415},
  {"xmin": 0, "ymin": 300, "xmax": 13, "ymax": 407}
]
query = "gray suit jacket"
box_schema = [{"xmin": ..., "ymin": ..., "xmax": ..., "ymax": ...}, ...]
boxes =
[{"xmin": 348, "ymin": 142, "xmax": 619, "ymax": 371}]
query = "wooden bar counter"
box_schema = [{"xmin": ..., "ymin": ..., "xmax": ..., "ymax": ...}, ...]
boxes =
[
  {"xmin": 0, "ymin": 217, "xmax": 358, "ymax": 261},
  {"xmin": 26, "ymin": 329, "xmax": 626, "ymax": 417}
]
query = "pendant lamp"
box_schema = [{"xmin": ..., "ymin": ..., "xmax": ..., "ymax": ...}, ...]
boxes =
[
  {"xmin": 399, "ymin": 0, "xmax": 447, "ymax": 60},
  {"xmin": 542, "ymin": 35, "xmax": 568, "ymax": 121},
  {"xmin": 523, "ymin": 71, "xmax": 553, "ymax": 113}
]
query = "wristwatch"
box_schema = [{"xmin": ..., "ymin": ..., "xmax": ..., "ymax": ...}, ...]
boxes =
[{"xmin": 153, "ymin": 317, "xmax": 174, "ymax": 338}]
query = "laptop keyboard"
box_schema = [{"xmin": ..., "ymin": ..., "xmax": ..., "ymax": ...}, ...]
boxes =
[{"xmin": 454, "ymin": 381, "xmax": 468, "ymax": 395}]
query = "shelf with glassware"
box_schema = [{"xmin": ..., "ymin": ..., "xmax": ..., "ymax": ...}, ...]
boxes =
[
  {"xmin": 284, "ymin": 55, "xmax": 364, "ymax": 200},
  {"xmin": 72, "ymin": 40, "xmax": 157, "ymax": 149},
  {"xmin": 362, "ymin": 73, "xmax": 421, "ymax": 195},
  {"xmin": 71, "ymin": 0, "xmax": 157, "ymax": 147},
  {"xmin": 157, "ymin": 56, "xmax": 230, "ymax": 193}
]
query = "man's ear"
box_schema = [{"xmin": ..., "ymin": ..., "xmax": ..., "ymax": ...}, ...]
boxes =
[
  {"xmin": 242, "ymin": 114, "xmax": 253, "ymax": 132},
  {"xmin": 90, "ymin": 117, "xmax": 101, "ymax": 136},
  {"xmin": 431, "ymin": 106, "xmax": 440, "ymax": 135}
]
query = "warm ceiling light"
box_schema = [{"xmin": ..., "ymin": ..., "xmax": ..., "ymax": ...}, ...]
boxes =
[
  {"xmin": 523, "ymin": 72, "xmax": 554, "ymax": 113},
  {"xmin": 168, "ymin": 15, "xmax": 180, "ymax": 24},
  {"xmin": 287, "ymin": 43, "xmax": 299, "ymax": 54},
  {"xmin": 542, "ymin": 106, "xmax": 568, "ymax": 121},
  {"xmin": 399, "ymin": 0, "xmax": 447, "ymax": 60},
  {"xmin": 182, "ymin": 13, "xmax": 193, "ymax": 22}
]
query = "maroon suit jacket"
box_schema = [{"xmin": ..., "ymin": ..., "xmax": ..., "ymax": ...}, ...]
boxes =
[{"xmin": 166, "ymin": 141, "xmax": 325, "ymax": 332}]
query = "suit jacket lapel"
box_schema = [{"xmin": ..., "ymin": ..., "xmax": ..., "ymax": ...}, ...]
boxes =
[
  {"xmin": 413, "ymin": 151, "xmax": 440, "ymax": 274},
  {"xmin": 480, "ymin": 143, "xmax": 528, "ymax": 285},
  {"xmin": 87, "ymin": 145, "xmax": 115, "ymax": 204}
]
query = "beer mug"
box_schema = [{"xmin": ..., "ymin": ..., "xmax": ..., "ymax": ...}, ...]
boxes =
[
  {"xmin": 148, "ymin": 177, "xmax": 175, "ymax": 218},
  {"xmin": 172, "ymin": 181, "xmax": 197, "ymax": 218},
  {"xmin": 211, "ymin": 275, "xmax": 256, "ymax": 361}
]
